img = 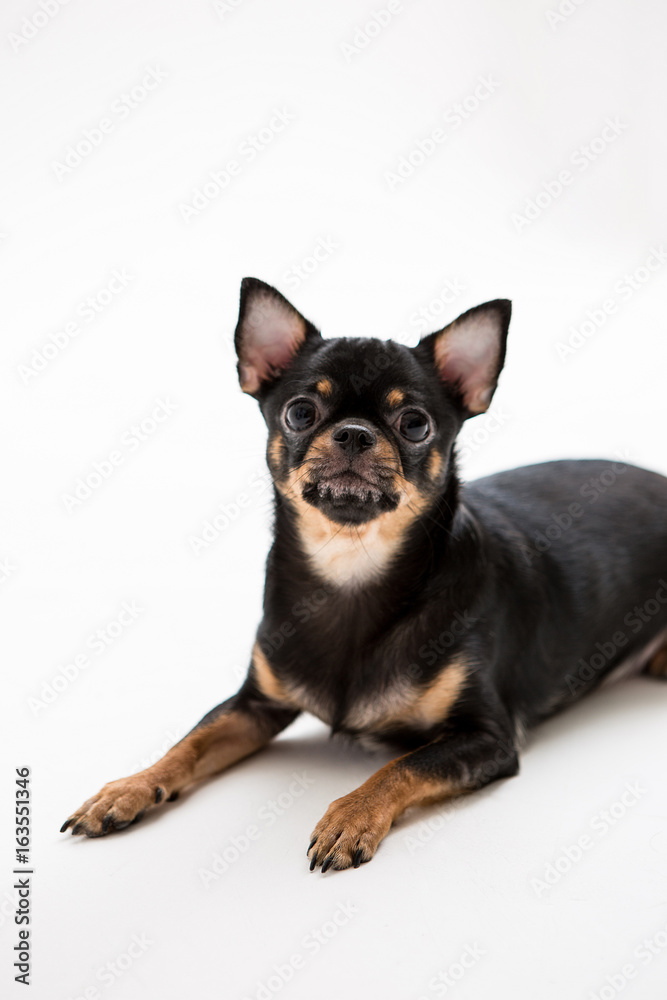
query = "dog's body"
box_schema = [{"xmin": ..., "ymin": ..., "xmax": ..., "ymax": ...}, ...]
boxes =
[{"xmin": 63, "ymin": 279, "xmax": 667, "ymax": 871}]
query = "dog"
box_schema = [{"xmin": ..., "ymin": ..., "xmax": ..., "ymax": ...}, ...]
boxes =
[{"xmin": 62, "ymin": 277, "xmax": 667, "ymax": 871}]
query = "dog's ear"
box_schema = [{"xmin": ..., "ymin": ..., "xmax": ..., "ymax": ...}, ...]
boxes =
[
  {"xmin": 234, "ymin": 278, "xmax": 321, "ymax": 396},
  {"xmin": 415, "ymin": 299, "xmax": 511, "ymax": 417}
]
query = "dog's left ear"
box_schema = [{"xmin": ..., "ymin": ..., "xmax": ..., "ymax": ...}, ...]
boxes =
[
  {"xmin": 234, "ymin": 278, "xmax": 322, "ymax": 396},
  {"xmin": 415, "ymin": 299, "xmax": 511, "ymax": 417}
]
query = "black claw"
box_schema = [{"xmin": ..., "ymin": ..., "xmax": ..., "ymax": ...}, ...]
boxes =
[
  {"xmin": 112, "ymin": 818, "xmax": 132, "ymax": 831},
  {"xmin": 155, "ymin": 787, "xmax": 164, "ymax": 804},
  {"xmin": 60, "ymin": 818, "xmax": 74, "ymax": 833},
  {"xmin": 321, "ymin": 855, "xmax": 334, "ymax": 874},
  {"xmin": 309, "ymin": 854, "xmax": 318, "ymax": 872},
  {"xmin": 307, "ymin": 838, "xmax": 317, "ymax": 855},
  {"xmin": 167, "ymin": 790, "xmax": 179, "ymax": 802},
  {"xmin": 102, "ymin": 814, "xmax": 113, "ymax": 835},
  {"xmin": 352, "ymin": 849, "xmax": 364, "ymax": 869},
  {"xmin": 71, "ymin": 823, "xmax": 84, "ymax": 836}
]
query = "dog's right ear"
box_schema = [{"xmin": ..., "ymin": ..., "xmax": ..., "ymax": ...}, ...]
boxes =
[{"xmin": 234, "ymin": 278, "xmax": 322, "ymax": 396}]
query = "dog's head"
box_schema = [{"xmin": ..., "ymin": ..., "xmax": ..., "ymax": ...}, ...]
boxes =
[{"xmin": 234, "ymin": 278, "xmax": 511, "ymax": 532}]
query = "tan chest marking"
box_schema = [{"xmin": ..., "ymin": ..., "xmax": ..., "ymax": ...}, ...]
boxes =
[
  {"xmin": 345, "ymin": 659, "xmax": 468, "ymax": 732},
  {"xmin": 252, "ymin": 643, "xmax": 335, "ymax": 724},
  {"xmin": 252, "ymin": 644, "xmax": 296, "ymax": 705}
]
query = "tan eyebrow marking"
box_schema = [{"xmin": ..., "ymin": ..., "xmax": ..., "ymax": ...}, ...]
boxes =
[
  {"xmin": 315, "ymin": 378, "xmax": 333, "ymax": 397},
  {"xmin": 386, "ymin": 388, "xmax": 405, "ymax": 408}
]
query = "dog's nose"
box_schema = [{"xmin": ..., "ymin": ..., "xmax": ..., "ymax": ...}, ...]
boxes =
[{"xmin": 332, "ymin": 423, "xmax": 376, "ymax": 455}]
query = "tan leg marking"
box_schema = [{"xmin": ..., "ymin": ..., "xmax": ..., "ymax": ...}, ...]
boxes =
[
  {"xmin": 252, "ymin": 642, "xmax": 297, "ymax": 705},
  {"xmin": 62, "ymin": 711, "xmax": 268, "ymax": 838},
  {"xmin": 308, "ymin": 759, "xmax": 457, "ymax": 870},
  {"xmin": 647, "ymin": 645, "xmax": 667, "ymax": 677}
]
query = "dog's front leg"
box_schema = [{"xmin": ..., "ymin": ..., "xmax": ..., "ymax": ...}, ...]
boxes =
[
  {"xmin": 61, "ymin": 685, "xmax": 299, "ymax": 838},
  {"xmin": 307, "ymin": 729, "xmax": 519, "ymax": 871}
]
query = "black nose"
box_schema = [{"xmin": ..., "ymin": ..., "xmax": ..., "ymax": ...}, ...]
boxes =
[{"xmin": 332, "ymin": 423, "xmax": 377, "ymax": 455}]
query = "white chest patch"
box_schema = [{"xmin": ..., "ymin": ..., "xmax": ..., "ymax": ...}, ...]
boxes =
[
  {"xmin": 296, "ymin": 495, "xmax": 425, "ymax": 588},
  {"xmin": 303, "ymin": 520, "xmax": 399, "ymax": 587}
]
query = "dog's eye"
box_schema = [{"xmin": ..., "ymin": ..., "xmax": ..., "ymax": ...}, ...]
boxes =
[
  {"xmin": 398, "ymin": 410, "xmax": 430, "ymax": 442},
  {"xmin": 285, "ymin": 399, "xmax": 319, "ymax": 432}
]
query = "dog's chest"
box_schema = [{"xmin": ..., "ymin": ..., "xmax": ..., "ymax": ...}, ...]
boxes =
[
  {"xmin": 285, "ymin": 675, "xmax": 417, "ymax": 731},
  {"xmin": 260, "ymin": 654, "xmax": 468, "ymax": 736}
]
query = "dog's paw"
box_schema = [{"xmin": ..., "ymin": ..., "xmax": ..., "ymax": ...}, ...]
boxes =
[
  {"xmin": 60, "ymin": 774, "xmax": 178, "ymax": 838},
  {"xmin": 307, "ymin": 789, "xmax": 392, "ymax": 872}
]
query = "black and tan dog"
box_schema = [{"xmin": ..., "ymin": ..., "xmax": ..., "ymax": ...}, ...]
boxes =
[{"xmin": 62, "ymin": 278, "xmax": 667, "ymax": 871}]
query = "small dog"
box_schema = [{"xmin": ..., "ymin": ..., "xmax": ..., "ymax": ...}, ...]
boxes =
[{"xmin": 62, "ymin": 278, "xmax": 667, "ymax": 871}]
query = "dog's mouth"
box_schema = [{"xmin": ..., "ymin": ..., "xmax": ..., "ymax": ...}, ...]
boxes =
[{"xmin": 301, "ymin": 469, "xmax": 400, "ymax": 525}]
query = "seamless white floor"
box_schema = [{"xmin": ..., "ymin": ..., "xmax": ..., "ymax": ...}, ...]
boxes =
[{"xmin": 3, "ymin": 1, "xmax": 667, "ymax": 998}]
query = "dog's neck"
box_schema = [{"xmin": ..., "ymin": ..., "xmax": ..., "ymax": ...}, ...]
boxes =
[{"xmin": 271, "ymin": 464, "xmax": 462, "ymax": 593}]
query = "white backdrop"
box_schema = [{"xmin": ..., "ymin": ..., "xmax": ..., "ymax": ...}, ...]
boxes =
[{"xmin": 3, "ymin": 1, "xmax": 667, "ymax": 998}]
